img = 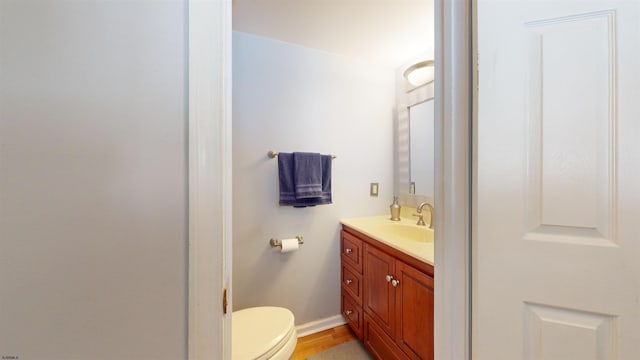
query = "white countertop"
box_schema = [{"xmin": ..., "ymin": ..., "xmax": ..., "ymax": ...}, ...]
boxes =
[{"xmin": 340, "ymin": 215, "xmax": 434, "ymax": 266}]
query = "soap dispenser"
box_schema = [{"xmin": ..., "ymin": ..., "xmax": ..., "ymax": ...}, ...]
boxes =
[{"xmin": 390, "ymin": 196, "xmax": 401, "ymax": 221}]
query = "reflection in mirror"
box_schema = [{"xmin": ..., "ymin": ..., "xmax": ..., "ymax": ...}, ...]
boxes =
[{"xmin": 409, "ymin": 99, "xmax": 434, "ymax": 200}]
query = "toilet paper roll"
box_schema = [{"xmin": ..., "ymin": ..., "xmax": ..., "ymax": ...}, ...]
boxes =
[{"xmin": 280, "ymin": 238, "xmax": 299, "ymax": 253}]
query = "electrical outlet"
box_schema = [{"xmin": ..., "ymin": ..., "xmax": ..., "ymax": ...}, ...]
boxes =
[{"xmin": 370, "ymin": 183, "xmax": 379, "ymax": 197}]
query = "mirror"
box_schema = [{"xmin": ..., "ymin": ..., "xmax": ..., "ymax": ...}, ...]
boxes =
[
  {"xmin": 408, "ymin": 99, "xmax": 435, "ymax": 200},
  {"xmin": 394, "ymin": 87, "xmax": 435, "ymax": 206},
  {"xmin": 394, "ymin": 62, "xmax": 435, "ymax": 207}
]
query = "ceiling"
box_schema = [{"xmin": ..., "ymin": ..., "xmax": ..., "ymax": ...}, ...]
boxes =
[{"xmin": 232, "ymin": 0, "xmax": 435, "ymax": 69}]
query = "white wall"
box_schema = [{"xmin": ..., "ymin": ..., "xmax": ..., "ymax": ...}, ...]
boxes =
[
  {"xmin": 232, "ymin": 32, "xmax": 395, "ymax": 325},
  {"xmin": 0, "ymin": 2, "xmax": 187, "ymax": 359}
]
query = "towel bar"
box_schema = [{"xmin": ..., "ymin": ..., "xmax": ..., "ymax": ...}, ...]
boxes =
[
  {"xmin": 268, "ymin": 150, "xmax": 336, "ymax": 159},
  {"xmin": 269, "ymin": 235, "xmax": 304, "ymax": 248}
]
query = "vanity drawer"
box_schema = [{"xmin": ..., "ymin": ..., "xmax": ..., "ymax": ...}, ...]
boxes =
[
  {"xmin": 341, "ymin": 229, "xmax": 363, "ymax": 273},
  {"xmin": 342, "ymin": 292, "xmax": 363, "ymax": 339},
  {"xmin": 341, "ymin": 263, "xmax": 363, "ymax": 304},
  {"xmin": 364, "ymin": 314, "xmax": 410, "ymax": 360}
]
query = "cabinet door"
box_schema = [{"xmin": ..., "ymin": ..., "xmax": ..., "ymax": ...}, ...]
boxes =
[
  {"xmin": 395, "ymin": 261, "xmax": 434, "ymax": 360},
  {"xmin": 364, "ymin": 244, "xmax": 396, "ymax": 338}
]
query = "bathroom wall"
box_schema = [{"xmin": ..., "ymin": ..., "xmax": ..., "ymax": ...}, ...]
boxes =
[
  {"xmin": 0, "ymin": 2, "xmax": 187, "ymax": 359},
  {"xmin": 233, "ymin": 32, "xmax": 396, "ymax": 325}
]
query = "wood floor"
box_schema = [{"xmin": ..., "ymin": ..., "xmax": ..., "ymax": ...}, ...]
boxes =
[{"xmin": 291, "ymin": 325, "xmax": 357, "ymax": 360}]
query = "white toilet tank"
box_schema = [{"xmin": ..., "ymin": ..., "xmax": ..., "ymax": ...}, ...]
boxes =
[{"xmin": 232, "ymin": 306, "xmax": 297, "ymax": 360}]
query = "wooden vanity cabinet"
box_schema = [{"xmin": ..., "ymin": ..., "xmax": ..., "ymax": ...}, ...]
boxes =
[{"xmin": 341, "ymin": 226, "xmax": 434, "ymax": 360}]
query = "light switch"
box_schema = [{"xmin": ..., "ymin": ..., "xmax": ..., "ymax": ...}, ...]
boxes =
[{"xmin": 370, "ymin": 183, "xmax": 379, "ymax": 197}]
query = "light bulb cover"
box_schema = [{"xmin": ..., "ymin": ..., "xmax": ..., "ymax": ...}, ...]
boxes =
[{"xmin": 403, "ymin": 60, "xmax": 435, "ymax": 89}]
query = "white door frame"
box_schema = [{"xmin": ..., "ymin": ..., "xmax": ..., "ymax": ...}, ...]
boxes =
[
  {"xmin": 187, "ymin": 0, "xmax": 233, "ymax": 359},
  {"xmin": 434, "ymin": 0, "xmax": 473, "ymax": 359},
  {"xmin": 185, "ymin": 0, "xmax": 474, "ymax": 358}
]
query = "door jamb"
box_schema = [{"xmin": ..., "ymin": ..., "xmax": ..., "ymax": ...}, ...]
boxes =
[
  {"xmin": 185, "ymin": 0, "xmax": 474, "ymax": 357},
  {"xmin": 434, "ymin": 0, "xmax": 473, "ymax": 359},
  {"xmin": 187, "ymin": 0, "xmax": 233, "ymax": 359}
]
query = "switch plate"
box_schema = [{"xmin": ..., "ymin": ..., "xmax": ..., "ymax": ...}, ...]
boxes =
[{"xmin": 370, "ymin": 183, "xmax": 379, "ymax": 197}]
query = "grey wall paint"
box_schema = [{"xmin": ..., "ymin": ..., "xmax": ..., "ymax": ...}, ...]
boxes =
[
  {"xmin": 232, "ymin": 32, "xmax": 395, "ymax": 325},
  {"xmin": 0, "ymin": 2, "xmax": 187, "ymax": 359}
]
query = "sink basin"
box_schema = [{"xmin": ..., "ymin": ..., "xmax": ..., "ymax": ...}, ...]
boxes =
[
  {"xmin": 376, "ymin": 223, "xmax": 434, "ymax": 243},
  {"xmin": 341, "ymin": 215, "xmax": 435, "ymax": 264}
]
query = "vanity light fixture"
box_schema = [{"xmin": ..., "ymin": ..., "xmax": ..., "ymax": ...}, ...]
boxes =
[{"xmin": 403, "ymin": 60, "xmax": 435, "ymax": 90}]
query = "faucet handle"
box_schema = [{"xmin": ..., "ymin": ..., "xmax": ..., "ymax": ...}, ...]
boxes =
[{"xmin": 413, "ymin": 213, "xmax": 426, "ymax": 226}]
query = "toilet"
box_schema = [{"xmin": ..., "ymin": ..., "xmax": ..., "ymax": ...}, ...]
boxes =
[{"xmin": 232, "ymin": 306, "xmax": 297, "ymax": 360}]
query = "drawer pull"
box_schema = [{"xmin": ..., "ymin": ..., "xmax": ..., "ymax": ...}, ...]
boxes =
[
  {"xmin": 385, "ymin": 275, "xmax": 393, "ymax": 282},
  {"xmin": 346, "ymin": 279, "xmax": 353, "ymax": 285},
  {"xmin": 345, "ymin": 248, "xmax": 353, "ymax": 254},
  {"xmin": 391, "ymin": 279, "xmax": 400, "ymax": 287},
  {"xmin": 345, "ymin": 310, "xmax": 353, "ymax": 316}
]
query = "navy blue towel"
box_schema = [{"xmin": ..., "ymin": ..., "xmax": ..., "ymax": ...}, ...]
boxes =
[
  {"xmin": 277, "ymin": 153, "xmax": 297, "ymax": 205},
  {"xmin": 278, "ymin": 152, "xmax": 332, "ymax": 207},
  {"xmin": 317, "ymin": 154, "xmax": 332, "ymax": 204},
  {"xmin": 294, "ymin": 152, "xmax": 323, "ymax": 199}
]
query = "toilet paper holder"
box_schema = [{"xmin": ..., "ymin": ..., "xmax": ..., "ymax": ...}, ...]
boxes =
[{"xmin": 270, "ymin": 235, "xmax": 304, "ymax": 248}]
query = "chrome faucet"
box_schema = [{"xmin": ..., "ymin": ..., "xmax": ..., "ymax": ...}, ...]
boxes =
[{"xmin": 414, "ymin": 202, "xmax": 434, "ymax": 228}]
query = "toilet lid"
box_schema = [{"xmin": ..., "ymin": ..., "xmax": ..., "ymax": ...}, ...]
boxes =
[{"xmin": 232, "ymin": 306, "xmax": 296, "ymax": 360}]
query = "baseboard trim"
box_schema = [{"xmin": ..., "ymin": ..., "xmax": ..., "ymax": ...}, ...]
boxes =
[{"xmin": 295, "ymin": 314, "xmax": 347, "ymax": 338}]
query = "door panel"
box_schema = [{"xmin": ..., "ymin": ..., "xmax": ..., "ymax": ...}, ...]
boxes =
[
  {"xmin": 524, "ymin": 10, "xmax": 616, "ymax": 246},
  {"xmin": 364, "ymin": 244, "xmax": 396, "ymax": 338},
  {"xmin": 395, "ymin": 262, "xmax": 434, "ymax": 360},
  {"xmin": 476, "ymin": 1, "xmax": 640, "ymax": 358}
]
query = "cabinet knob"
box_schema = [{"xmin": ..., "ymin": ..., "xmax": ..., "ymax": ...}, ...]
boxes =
[
  {"xmin": 345, "ymin": 248, "xmax": 353, "ymax": 254},
  {"xmin": 345, "ymin": 310, "xmax": 353, "ymax": 316},
  {"xmin": 346, "ymin": 279, "xmax": 353, "ymax": 285},
  {"xmin": 391, "ymin": 279, "xmax": 400, "ymax": 287},
  {"xmin": 385, "ymin": 275, "xmax": 393, "ymax": 282}
]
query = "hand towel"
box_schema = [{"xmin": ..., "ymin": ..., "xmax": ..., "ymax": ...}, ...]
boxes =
[
  {"xmin": 277, "ymin": 153, "xmax": 333, "ymax": 207},
  {"xmin": 293, "ymin": 152, "xmax": 323, "ymax": 199},
  {"xmin": 277, "ymin": 152, "xmax": 297, "ymax": 206},
  {"xmin": 316, "ymin": 154, "xmax": 332, "ymax": 204}
]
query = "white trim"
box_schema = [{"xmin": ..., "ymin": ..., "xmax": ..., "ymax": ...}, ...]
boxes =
[
  {"xmin": 434, "ymin": 0, "xmax": 473, "ymax": 359},
  {"xmin": 187, "ymin": 0, "xmax": 233, "ymax": 359},
  {"xmin": 295, "ymin": 315, "xmax": 347, "ymax": 338}
]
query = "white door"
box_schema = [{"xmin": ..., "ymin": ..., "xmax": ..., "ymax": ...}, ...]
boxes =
[{"xmin": 476, "ymin": 1, "xmax": 640, "ymax": 359}]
